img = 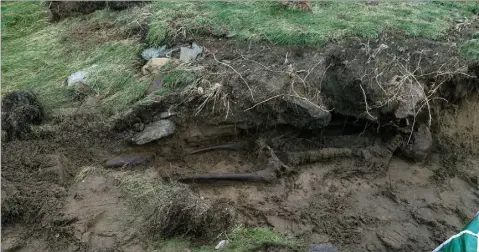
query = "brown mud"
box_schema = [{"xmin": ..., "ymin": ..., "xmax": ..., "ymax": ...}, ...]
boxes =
[{"xmin": 2, "ymin": 31, "xmax": 479, "ymax": 252}]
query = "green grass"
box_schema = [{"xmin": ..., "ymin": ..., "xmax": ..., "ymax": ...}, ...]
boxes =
[
  {"xmin": 151, "ymin": 226, "xmax": 304, "ymax": 252},
  {"xmin": 1, "ymin": 2, "xmax": 149, "ymax": 115},
  {"xmin": 163, "ymin": 68, "xmax": 197, "ymax": 89},
  {"xmin": 461, "ymin": 39, "xmax": 479, "ymax": 60},
  {"xmin": 2, "ymin": 1, "xmax": 478, "ymax": 115},
  {"xmin": 1, "ymin": 2, "xmax": 49, "ymax": 40},
  {"xmin": 147, "ymin": 1, "xmax": 479, "ymax": 45}
]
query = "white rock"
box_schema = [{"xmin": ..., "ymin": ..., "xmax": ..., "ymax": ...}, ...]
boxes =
[
  {"xmin": 215, "ymin": 240, "xmax": 229, "ymax": 250},
  {"xmin": 141, "ymin": 46, "xmax": 167, "ymax": 60},
  {"xmin": 132, "ymin": 120, "xmax": 175, "ymax": 145},
  {"xmin": 65, "ymin": 64, "xmax": 98, "ymax": 87},
  {"xmin": 159, "ymin": 111, "xmax": 177, "ymax": 119},
  {"xmin": 180, "ymin": 43, "xmax": 203, "ymax": 63}
]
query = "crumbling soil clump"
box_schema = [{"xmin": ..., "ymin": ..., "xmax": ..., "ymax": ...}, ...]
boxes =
[
  {"xmin": 46, "ymin": 1, "xmax": 148, "ymax": 22},
  {"xmin": 47, "ymin": 1, "xmax": 106, "ymax": 22},
  {"xmin": 146, "ymin": 187, "xmax": 235, "ymax": 241},
  {"xmin": 1, "ymin": 90, "xmax": 45, "ymax": 141},
  {"xmin": 117, "ymin": 172, "xmax": 236, "ymax": 241}
]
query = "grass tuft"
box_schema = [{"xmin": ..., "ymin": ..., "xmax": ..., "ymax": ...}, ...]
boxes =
[
  {"xmin": 150, "ymin": 225, "xmax": 304, "ymax": 252},
  {"xmin": 163, "ymin": 68, "xmax": 197, "ymax": 90},
  {"xmin": 114, "ymin": 171, "xmax": 235, "ymax": 241}
]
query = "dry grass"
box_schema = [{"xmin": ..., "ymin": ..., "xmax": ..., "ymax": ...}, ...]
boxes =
[{"xmin": 114, "ymin": 171, "xmax": 235, "ymax": 241}]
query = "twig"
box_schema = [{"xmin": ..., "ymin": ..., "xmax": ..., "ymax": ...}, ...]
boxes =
[
  {"xmin": 212, "ymin": 53, "xmax": 254, "ymax": 101},
  {"xmin": 359, "ymin": 83, "xmax": 377, "ymax": 121},
  {"xmin": 244, "ymin": 93, "xmax": 333, "ymax": 113},
  {"xmin": 304, "ymin": 57, "xmax": 325, "ymax": 83},
  {"xmin": 244, "ymin": 94, "xmax": 284, "ymax": 112}
]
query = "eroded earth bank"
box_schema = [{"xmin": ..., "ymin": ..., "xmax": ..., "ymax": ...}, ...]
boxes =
[{"xmin": 2, "ymin": 29, "xmax": 479, "ymax": 251}]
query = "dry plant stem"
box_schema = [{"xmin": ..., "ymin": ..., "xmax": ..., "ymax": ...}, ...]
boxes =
[
  {"xmin": 359, "ymin": 83, "xmax": 378, "ymax": 121},
  {"xmin": 212, "ymin": 53, "xmax": 254, "ymax": 101},
  {"xmin": 244, "ymin": 93, "xmax": 333, "ymax": 112}
]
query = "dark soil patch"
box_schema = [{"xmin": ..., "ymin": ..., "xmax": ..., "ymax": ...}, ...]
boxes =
[
  {"xmin": 106, "ymin": 1, "xmax": 148, "ymax": 11},
  {"xmin": 46, "ymin": 1, "xmax": 148, "ymax": 22},
  {"xmin": 1, "ymin": 91, "xmax": 45, "ymax": 141},
  {"xmin": 47, "ymin": 1, "xmax": 107, "ymax": 22},
  {"xmin": 61, "ymin": 20, "xmax": 125, "ymax": 48}
]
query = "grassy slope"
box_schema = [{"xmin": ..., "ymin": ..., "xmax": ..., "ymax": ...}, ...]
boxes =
[
  {"xmin": 1, "ymin": 2, "xmax": 149, "ymax": 114},
  {"xmin": 2, "ymin": 2, "xmax": 478, "ymax": 115},
  {"xmin": 147, "ymin": 1, "xmax": 478, "ymax": 45}
]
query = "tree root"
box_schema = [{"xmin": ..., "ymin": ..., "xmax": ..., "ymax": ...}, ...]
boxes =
[{"xmin": 178, "ymin": 169, "xmax": 277, "ymax": 183}]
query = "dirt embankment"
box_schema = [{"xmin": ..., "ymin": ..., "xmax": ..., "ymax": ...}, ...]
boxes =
[{"xmin": 2, "ymin": 27, "xmax": 479, "ymax": 252}]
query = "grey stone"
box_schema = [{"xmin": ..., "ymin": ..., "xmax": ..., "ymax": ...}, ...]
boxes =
[
  {"xmin": 284, "ymin": 96, "xmax": 331, "ymax": 129},
  {"xmin": 307, "ymin": 243, "xmax": 338, "ymax": 252},
  {"xmin": 159, "ymin": 111, "xmax": 177, "ymax": 119},
  {"xmin": 65, "ymin": 71, "xmax": 87, "ymax": 86},
  {"xmin": 401, "ymin": 124, "xmax": 432, "ymax": 162},
  {"xmin": 180, "ymin": 42, "xmax": 203, "ymax": 63},
  {"xmin": 141, "ymin": 46, "xmax": 167, "ymax": 60},
  {"xmin": 64, "ymin": 64, "xmax": 98, "ymax": 87},
  {"xmin": 132, "ymin": 119, "xmax": 175, "ymax": 145},
  {"xmin": 141, "ymin": 46, "xmax": 182, "ymax": 61}
]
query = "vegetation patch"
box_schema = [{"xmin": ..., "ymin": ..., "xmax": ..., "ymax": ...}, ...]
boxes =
[
  {"xmin": 461, "ymin": 39, "xmax": 479, "ymax": 60},
  {"xmin": 150, "ymin": 226, "xmax": 303, "ymax": 252},
  {"xmin": 147, "ymin": 1, "xmax": 479, "ymax": 45},
  {"xmin": 114, "ymin": 171, "xmax": 235, "ymax": 241},
  {"xmin": 1, "ymin": 3, "xmax": 149, "ymax": 115}
]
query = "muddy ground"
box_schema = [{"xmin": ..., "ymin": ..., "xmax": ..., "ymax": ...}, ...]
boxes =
[{"xmin": 2, "ymin": 30, "xmax": 479, "ymax": 252}]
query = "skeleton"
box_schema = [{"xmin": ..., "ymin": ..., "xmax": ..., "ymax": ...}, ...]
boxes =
[{"xmin": 178, "ymin": 134, "xmax": 404, "ymax": 183}]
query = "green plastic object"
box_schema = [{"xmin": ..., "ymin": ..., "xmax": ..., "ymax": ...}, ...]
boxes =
[{"xmin": 433, "ymin": 212, "xmax": 479, "ymax": 252}]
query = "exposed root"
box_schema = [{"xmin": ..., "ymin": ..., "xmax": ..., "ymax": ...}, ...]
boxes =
[
  {"xmin": 212, "ymin": 52, "xmax": 254, "ymax": 101},
  {"xmin": 178, "ymin": 170, "xmax": 276, "ymax": 183}
]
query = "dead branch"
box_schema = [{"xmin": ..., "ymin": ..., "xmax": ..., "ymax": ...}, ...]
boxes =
[
  {"xmin": 359, "ymin": 82, "xmax": 378, "ymax": 121},
  {"xmin": 212, "ymin": 53, "xmax": 254, "ymax": 101}
]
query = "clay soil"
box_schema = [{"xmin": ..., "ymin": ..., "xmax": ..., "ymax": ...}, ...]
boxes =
[{"xmin": 2, "ymin": 35, "xmax": 479, "ymax": 252}]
